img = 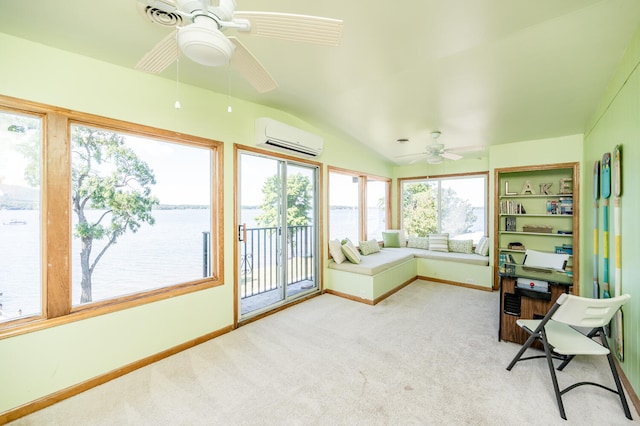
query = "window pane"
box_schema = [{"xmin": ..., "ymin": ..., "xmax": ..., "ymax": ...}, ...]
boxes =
[
  {"xmin": 71, "ymin": 125, "xmax": 212, "ymax": 306},
  {"xmin": 401, "ymin": 175, "xmax": 486, "ymax": 242},
  {"xmin": 329, "ymin": 172, "xmax": 359, "ymax": 242},
  {"xmin": 401, "ymin": 180, "xmax": 438, "ymax": 237},
  {"xmin": 366, "ymin": 179, "xmax": 387, "ymax": 240},
  {"xmin": 0, "ymin": 111, "xmax": 42, "ymax": 322},
  {"xmin": 441, "ymin": 177, "xmax": 486, "ymax": 241}
]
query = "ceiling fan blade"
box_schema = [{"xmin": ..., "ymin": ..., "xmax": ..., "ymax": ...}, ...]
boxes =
[
  {"xmin": 135, "ymin": 30, "xmax": 179, "ymax": 73},
  {"xmin": 441, "ymin": 151, "xmax": 463, "ymax": 161},
  {"xmin": 395, "ymin": 152, "xmax": 427, "ymax": 159},
  {"xmin": 408, "ymin": 157, "xmax": 428, "ymax": 165},
  {"xmin": 228, "ymin": 37, "xmax": 278, "ymax": 93},
  {"xmin": 233, "ymin": 12, "xmax": 344, "ymax": 46}
]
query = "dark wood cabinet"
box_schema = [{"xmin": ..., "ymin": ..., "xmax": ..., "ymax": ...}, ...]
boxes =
[{"xmin": 499, "ymin": 266, "xmax": 572, "ymax": 345}]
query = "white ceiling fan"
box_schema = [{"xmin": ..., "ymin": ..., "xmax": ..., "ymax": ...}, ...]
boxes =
[
  {"xmin": 424, "ymin": 131, "xmax": 463, "ymax": 164},
  {"xmin": 135, "ymin": 0, "xmax": 344, "ymax": 93},
  {"xmin": 396, "ymin": 131, "xmax": 464, "ymax": 165}
]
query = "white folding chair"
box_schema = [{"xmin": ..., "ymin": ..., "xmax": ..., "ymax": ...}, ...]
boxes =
[{"xmin": 506, "ymin": 293, "xmax": 632, "ymax": 420}]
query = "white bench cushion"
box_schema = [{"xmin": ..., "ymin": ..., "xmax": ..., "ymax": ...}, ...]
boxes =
[
  {"xmin": 328, "ymin": 249, "xmax": 414, "ymax": 276},
  {"xmin": 327, "ymin": 247, "xmax": 489, "ymax": 276}
]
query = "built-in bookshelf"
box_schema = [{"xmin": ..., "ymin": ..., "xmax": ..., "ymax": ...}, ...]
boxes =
[{"xmin": 493, "ymin": 163, "xmax": 579, "ymax": 292}]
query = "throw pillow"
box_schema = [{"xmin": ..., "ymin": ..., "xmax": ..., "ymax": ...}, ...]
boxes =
[
  {"xmin": 329, "ymin": 239, "xmax": 347, "ymax": 264},
  {"xmin": 480, "ymin": 237, "xmax": 490, "ymax": 256},
  {"xmin": 407, "ymin": 236, "xmax": 429, "ymax": 250},
  {"xmin": 475, "ymin": 236, "xmax": 490, "ymax": 256},
  {"xmin": 382, "ymin": 231, "xmax": 401, "ymax": 248},
  {"xmin": 341, "ymin": 239, "xmax": 361, "ymax": 264},
  {"xmin": 384, "ymin": 229, "xmax": 407, "ymax": 247},
  {"xmin": 359, "ymin": 239, "xmax": 381, "ymax": 256},
  {"xmin": 449, "ymin": 239, "xmax": 474, "ymax": 254},
  {"xmin": 429, "ymin": 233, "xmax": 449, "ymax": 252}
]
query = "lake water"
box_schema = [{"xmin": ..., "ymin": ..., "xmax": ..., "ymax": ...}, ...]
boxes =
[
  {"xmin": 1, "ymin": 206, "xmax": 485, "ymax": 320},
  {"xmin": 0, "ymin": 209, "xmax": 211, "ymax": 319}
]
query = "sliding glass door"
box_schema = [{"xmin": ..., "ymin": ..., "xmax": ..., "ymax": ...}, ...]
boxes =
[{"xmin": 237, "ymin": 151, "xmax": 319, "ymax": 318}]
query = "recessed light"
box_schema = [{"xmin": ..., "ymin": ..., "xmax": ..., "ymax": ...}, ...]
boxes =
[{"xmin": 396, "ymin": 138, "xmax": 409, "ymax": 143}]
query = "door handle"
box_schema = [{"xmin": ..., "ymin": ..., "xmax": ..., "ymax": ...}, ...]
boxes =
[{"xmin": 238, "ymin": 223, "xmax": 246, "ymax": 242}]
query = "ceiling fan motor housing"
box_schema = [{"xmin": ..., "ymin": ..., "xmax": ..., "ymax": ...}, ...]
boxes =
[{"xmin": 178, "ymin": 16, "xmax": 235, "ymax": 66}]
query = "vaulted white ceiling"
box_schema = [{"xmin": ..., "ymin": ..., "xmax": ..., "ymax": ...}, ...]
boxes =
[{"xmin": 1, "ymin": 0, "xmax": 639, "ymax": 164}]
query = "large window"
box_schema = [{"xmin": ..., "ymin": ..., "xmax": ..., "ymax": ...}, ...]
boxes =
[
  {"xmin": 71, "ymin": 124, "xmax": 214, "ymax": 306},
  {"xmin": 399, "ymin": 173, "xmax": 487, "ymax": 242},
  {"xmin": 328, "ymin": 168, "xmax": 390, "ymax": 243},
  {"xmin": 0, "ymin": 110, "xmax": 42, "ymax": 321},
  {"xmin": 0, "ymin": 96, "xmax": 223, "ymax": 331}
]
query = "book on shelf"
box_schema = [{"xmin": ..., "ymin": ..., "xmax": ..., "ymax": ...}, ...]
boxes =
[
  {"xmin": 499, "ymin": 252, "xmax": 517, "ymax": 266},
  {"xmin": 500, "ymin": 200, "xmax": 525, "ymax": 214},
  {"xmin": 559, "ymin": 197, "xmax": 573, "ymax": 215},
  {"xmin": 555, "ymin": 244, "xmax": 573, "ymax": 255}
]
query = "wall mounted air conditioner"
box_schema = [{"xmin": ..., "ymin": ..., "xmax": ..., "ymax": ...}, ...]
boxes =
[{"xmin": 256, "ymin": 117, "xmax": 323, "ymax": 158}]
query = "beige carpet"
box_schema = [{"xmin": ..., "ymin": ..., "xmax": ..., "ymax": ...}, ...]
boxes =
[{"xmin": 10, "ymin": 281, "xmax": 638, "ymax": 425}]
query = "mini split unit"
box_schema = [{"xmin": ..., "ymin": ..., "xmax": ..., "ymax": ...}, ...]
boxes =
[{"xmin": 255, "ymin": 117, "xmax": 323, "ymax": 157}]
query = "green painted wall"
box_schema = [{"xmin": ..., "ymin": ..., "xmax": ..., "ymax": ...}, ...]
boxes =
[
  {"xmin": 0, "ymin": 33, "xmax": 393, "ymax": 414},
  {"xmin": 583, "ymin": 26, "xmax": 640, "ymax": 398}
]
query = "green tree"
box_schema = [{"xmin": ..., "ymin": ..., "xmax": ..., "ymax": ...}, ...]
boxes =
[
  {"xmin": 441, "ymin": 187, "xmax": 477, "ymax": 235},
  {"xmin": 402, "ymin": 182, "xmax": 438, "ymax": 236},
  {"xmin": 14, "ymin": 123, "xmax": 159, "ymax": 303},
  {"xmin": 255, "ymin": 173, "xmax": 311, "ymax": 228},
  {"xmin": 72, "ymin": 127, "xmax": 159, "ymax": 303}
]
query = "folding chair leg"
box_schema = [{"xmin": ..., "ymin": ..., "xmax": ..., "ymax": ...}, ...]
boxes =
[
  {"xmin": 606, "ymin": 353, "xmax": 632, "ymax": 419},
  {"xmin": 541, "ymin": 331, "xmax": 567, "ymax": 420},
  {"xmin": 506, "ymin": 333, "xmax": 537, "ymax": 371},
  {"xmin": 595, "ymin": 328, "xmax": 633, "ymax": 420}
]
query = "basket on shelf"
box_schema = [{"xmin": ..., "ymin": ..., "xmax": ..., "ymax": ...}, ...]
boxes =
[
  {"xmin": 522, "ymin": 224, "xmax": 553, "ymax": 233},
  {"xmin": 508, "ymin": 242, "xmax": 526, "ymax": 251}
]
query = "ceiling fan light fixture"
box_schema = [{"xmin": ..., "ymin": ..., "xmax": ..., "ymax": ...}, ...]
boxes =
[
  {"xmin": 177, "ymin": 21, "xmax": 236, "ymax": 67},
  {"xmin": 426, "ymin": 155, "xmax": 443, "ymax": 164}
]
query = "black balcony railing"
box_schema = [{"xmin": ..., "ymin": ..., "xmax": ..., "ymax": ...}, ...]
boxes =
[{"xmin": 239, "ymin": 225, "xmax": 314, "ymax": 299}]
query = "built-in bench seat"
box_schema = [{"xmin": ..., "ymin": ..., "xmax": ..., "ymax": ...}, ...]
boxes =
[
  {"xmin": 324, "ymin": 247, "xmax": 491, "ymax": 305},
  {"xmin": 327, "ymin": 248, "xmax": 416, "ymax": 275}
]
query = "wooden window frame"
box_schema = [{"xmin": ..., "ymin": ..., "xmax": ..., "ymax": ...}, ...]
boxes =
[{"xmin": 0, "ymin": 95, "xmax": 224, "ymax": 339}]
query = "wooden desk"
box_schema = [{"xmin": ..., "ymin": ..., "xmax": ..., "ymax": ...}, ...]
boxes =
[{"xmin": 499, "ymin": 264, "xmax": 572, "ymax": 345}]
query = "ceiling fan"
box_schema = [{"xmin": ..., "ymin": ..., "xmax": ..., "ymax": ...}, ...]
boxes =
[
  {"xmin": 135, "ymin": 0, "xmax": 344, "ymax": 93},
  {"xmin": 424, "ymin": 131, "xmax": 463, "ymax": 164},
  {"xmin": 396, "ymin": 131, "xmax": 464, "ymax": 165}
]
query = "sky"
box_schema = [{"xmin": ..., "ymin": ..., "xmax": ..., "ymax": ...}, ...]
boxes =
[
  {"xmin": 0, "ymin": 113, "xmax": 39, "ymax": 190},
  {"xmin": 126, "ymin": 134, "xmax": 211, "ymax": 205}
]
